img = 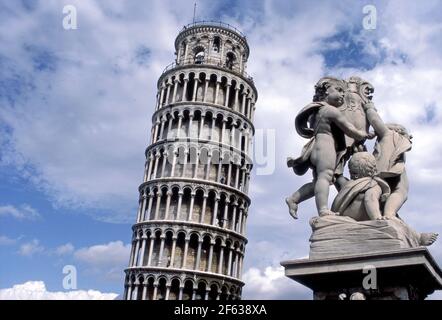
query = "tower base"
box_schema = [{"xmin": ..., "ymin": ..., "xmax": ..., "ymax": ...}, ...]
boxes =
[{"xmin": 281, "ymin": 247, "xmax": 442, "ymax": 300}]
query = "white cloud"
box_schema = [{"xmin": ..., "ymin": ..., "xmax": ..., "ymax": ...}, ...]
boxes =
[
  {"xmin": 0, "ymin": 235, "xmax": 16, "ymax": 245},
  {"xmin": 73, "ymin": 241, "xmax": 130, "ymax": 281},
  {"xmin": 0, "ymin": 281, "xmax": 117, "ymax": 300},
  {"xmin": 0, "ymin": 204, "xmax": 41, "ymax": 220},
  {"xmin": 54, "ymin": 243, "xmax": 75, "ymax": 256},
  {"xmin": 242, "ymin": 266, "xmax": 311, "ymax": 299},
  {"xmin": 18, "ymin": 239, "xmax": 44, "ymax": 256}
]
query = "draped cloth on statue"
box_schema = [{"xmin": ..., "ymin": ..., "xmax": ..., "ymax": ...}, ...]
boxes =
[
  {"xmin": 374, "ymin": 130, "xmax": 412, "ymax": 178},
  {"xmin": 309, "ymin": 215, "xmax": 422, "ymax": 259},
  {"xmin": 331, "ymin": 176, "xmax": 390, "ymax": 215}
]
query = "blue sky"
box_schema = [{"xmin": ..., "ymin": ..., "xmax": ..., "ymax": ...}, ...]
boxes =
[{"xmin": 1, "ymin": 0, "xmax": 442, "ymax": 299}]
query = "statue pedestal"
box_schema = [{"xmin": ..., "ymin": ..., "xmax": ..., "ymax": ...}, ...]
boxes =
[{"xmin": 281, "ymin": 247, "xmax": 442, "ymax": 300}]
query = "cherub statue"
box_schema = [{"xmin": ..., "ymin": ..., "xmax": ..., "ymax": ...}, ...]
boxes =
[
  {"xmin": 286, "ymin": 77, "xmax": 370, "ymax": 218},
  {"xmin": 331, "ymin": 152, "xmax": 390, "ymax": 221},
  {"xmin": 363, "ymin": 101, "xmax": 412, "ymax": 219},
  {"xmin": 331, "ymin": 152, "xmax": 438, "ymax": 246}
]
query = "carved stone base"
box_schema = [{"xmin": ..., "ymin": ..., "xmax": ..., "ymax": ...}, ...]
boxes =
[{"xmin": 281, "ymin": 247, "xmax": 442, "ymax": 300}]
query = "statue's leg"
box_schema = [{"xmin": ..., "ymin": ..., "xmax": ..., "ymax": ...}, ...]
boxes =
[
  {"xmin": 286, "ymin": 182, "xmax": 314, "ymax": 219},
  {"xmin": 314, "ymin": 168, "xmax": 335, "ymax": 216},
  {"xmin": 384, "ymin": 172, "xmax": 409, "ymax": 219}
]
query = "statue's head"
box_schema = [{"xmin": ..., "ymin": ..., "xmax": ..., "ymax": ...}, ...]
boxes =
[
  {"xmin": 386, "ymin": 123, "xmax": 413, "ymax": 141},
  {"xmin": 349, "ymin": 152, "xmax": 377, "ymax": 179},
  {"xmin": 313, "ymin": 77, "xmax": 346, "ymax": 107}
]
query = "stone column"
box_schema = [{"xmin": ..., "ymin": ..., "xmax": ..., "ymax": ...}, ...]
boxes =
[
  {"xmin": 212, "ymin": 196, "xmax": 219, "ymax": 225},
  {"xmin": 200, "ymin": 193, "xmax": 208, "ymax": 223},
  {"xmin": 224, "ymin": 84, "xmax": 231, "ymax": 107},
  {"xmin": 142, "ymin": 283, "xmax": 148, "ymax": 300},
  {"xmin": 146, "ymin": 192, "xmax": 153, "ymax": 220},
  {"xmin": 237, "ymin": 207, "xmax": 243, "ymax": 234},
  {"xmin": 207, "ymin": 240, "xmax": 214, "ymax": 272},
  {"xmin": 246, "ymin": 98, "xmax": 252, "ymax": 118},
  {"xmin": 195, "ymin": 239, "xmax": 203, "ymax": 270},
  {"xmin": 220, "ymin": 119, "xmax": 226, "ymax": 143},
  {"xmin": 231, "ymin": 202, "xmax": 238, "ymax": 231},
  {"xmin": 129, "ymin": 238, "xmax": 136, "ymax": 266},
  {"xmin": 170, "ymin": 149, "xmax": 177, "ymax": 177},
  {"xmin": 203, "ymin": 78, "xmax": 210, "ymax": 103},
  {"xmin": 146, "ymin": 155, "xmax": 153, "ymax": 180},
  {"xmin": 181, "ymin": 149, "xmax": 188, "ymax": 177},
  {"xmin": 233, "ymin": 250, "xmax": 239, "ymax": 278},
  {"xmin": 172, "ymin": 79, "xmax": 179, "ymax": 103},
  {"xmin": 164, "ymin": 190, "xmax": 172, "ymax": 220},
  {"xmin": 241, "ymin": 93, "xmax": 247, "ymax": 114},
  {"xmin": 154, "ymin": 192, "xmax": 162, "ymax": 220},
  {"xmin": 192, "ymin": 78, "xmax": 198, "ymax": 102},
  {"xmin": 222, "ymin": 199, "xmax": 230, "ymax": 228},
  {"xmin": 153, "ymin": 119, "xmax": 160, "ymax": 143},
  {"xmin": 170, "ymin": 236, "xmax": 177, "ymax": 267},
  {"xmin": 218, "ymin": 244, "xmax": 225, "ymax": 274},
  {"xmin": 176, "ymin": 190, "xmax": 183, "ymax": 220},
  {"xmin": 147, "ymin": 236, "xmax": 155, "ymax": 266},
  {"xmin": 230, "ymin": 125, "xmax": 236, "ymax": 147},
  {"xmin": 187, "ymin": 191, "xmax": 195, "ymax": 221},
  {"xmin": 234, "ymin": 165, "xmax": 240, "ymax": 189},
  {"xmin": 193, "ymin": 151, "xmax": 200, "ymax": 179},
  {"xmin": 217, "ymin": 157, "xmax": 223, "ymax": 183},
  {"xmin": 153, "ymin": 284, "xmax": 158, "ymax": 300},
  {"xmin": 182, "ymin": 78, "xmax": 189, "ymax": 102},
  {"xmin": 176, "ymin": 113, "xmax": 183, "ymax": 139},
  {"xmin": 165, "ymin": 286, "xmax": 171, "ymax": 300},
  {"xmin": 158, "ymin": 235, "xmax": 166, "ymax": 266},
  {"xmin": 182, "ymin": 238, "xmax": 189, "ymax": 268},
  {"xmin": 227, "ymin": 245, "xmax": 233, "ymax": 276},
  {"xmin": 167, "ymin": 115, "xmax": 173, "ymax": 140},
  {"xmin": 226, "ymin": 163, "xmax": 232, "ymax": 186},
  {"xmin": 210, "ymin": 116, "xmax": 216, "ymax": 141},
  {"xmin": 238, "ymin": 254, "xmax": 243, "ymax": 279},
  {"xmin": 139, "ymin": 236, "xmax": 147, "ymax": 266},
  {"xmin": 214, "ymin": 81, "xmax": 220, "ymax": 105},
  {"xmin": 133, "ymin": 237, "xmax": 140, "ymax": 266},
  {"xmin": 198, "ymin": 114, "xmax": 205, "ymax": 140},
  {"xmin": 205, "ymin": 153, "xmax": 212, "ymax": 180},
  {"xmin": 158, "ymin": 86, "xmax": 165, "ymax": 108},
  {"xmin": 160, "ymin": 151, "xmax": 167, "ymax": 177},
  {"xmin": 242, "ymin": 212, "xmax": 248, "ymax": 235},
  {"xmin": 178, "ymin": 286, "xmax": 184, "ymax": 300},
  {"xmin": 152, "ymin": 153, "xmax": 160, "ymax": 179},
  {"xmin": 234, "ymin": 87, "xmax": 240, "ymax": 111},
  {"xmin": 241, "ymin": 167, "xmax": 246, "ymax": 191},
  {"xmin": 126, "ymin": 283, "xmax": 133, "ymax": 300},
  {"xmin": 165, "ymin": 84, "xmax": 171, "ymax": 107},
  {"xmin": 188, "ymin": 114, "xmax": 194, "ymax": 138},
  {"xmin": 159, "ymin": 117, "xmax": 166, "ymax": 141}
]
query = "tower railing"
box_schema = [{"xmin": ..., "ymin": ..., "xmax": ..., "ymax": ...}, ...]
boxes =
[
  {"xmin": 161, "ymin": 57, "xmax": 254, "ymax": 83},
  {"xmin": 181, "ymin": 20, "xmax": 246, "ymax": 39}
]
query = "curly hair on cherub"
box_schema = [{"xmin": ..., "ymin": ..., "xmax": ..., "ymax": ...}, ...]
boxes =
[
  {"xmin": 313, "ymin": 77, "xmax": 346, "ymax": 102},
  {"xmin": 348, "ymin": 152, "xmax": 377, "ymax": 179}
]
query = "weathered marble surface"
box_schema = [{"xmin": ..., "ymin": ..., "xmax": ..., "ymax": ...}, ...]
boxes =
[{"xmin": 309, "ymin": 215, "xmax": 421, "ymax": 259}]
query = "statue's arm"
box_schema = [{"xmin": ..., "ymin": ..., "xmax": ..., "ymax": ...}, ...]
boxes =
[
  {"xmin": 328, "ymin": 108, "xmax": 367, "ymax": 141},
  {"xmin": 363, "ymin": 102, "xmax": 390, "ymax": 138},
  {"xmin": 364, "ymin": 184, "xmax": 383, "ymax": 220}
]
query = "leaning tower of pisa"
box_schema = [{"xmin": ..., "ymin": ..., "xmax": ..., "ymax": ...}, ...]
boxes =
[{"xmin": 123, "ymin": 21, "xmax": 258, "ymax": 300}]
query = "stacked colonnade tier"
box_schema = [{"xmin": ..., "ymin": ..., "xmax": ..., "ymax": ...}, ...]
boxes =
[{"xmin": 124, "ymin": 21, "xmax": 258, "ymax": 300}]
